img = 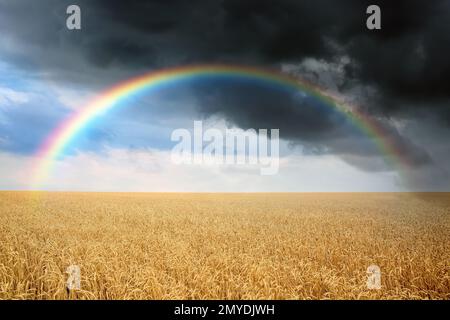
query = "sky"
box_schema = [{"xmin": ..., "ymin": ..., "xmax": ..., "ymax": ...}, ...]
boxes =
[{"xmin": 0, "ymin": 0, "xmax": 449, "ymax": 191}]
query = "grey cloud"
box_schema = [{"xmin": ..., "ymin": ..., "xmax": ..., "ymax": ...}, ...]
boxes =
[{"xmin": 0, "ymin": 0, "xmax": 449, "ymax": 187}]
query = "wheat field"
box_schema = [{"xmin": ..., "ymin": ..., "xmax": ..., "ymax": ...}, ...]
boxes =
[{"xmin": 0, "ymin": 192, "xmax": 449, "ymax": 300}]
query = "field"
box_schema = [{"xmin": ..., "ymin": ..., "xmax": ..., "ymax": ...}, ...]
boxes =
[{"xmin": 0, "ymin": 192, "xmax": 449, "ymax": 300}]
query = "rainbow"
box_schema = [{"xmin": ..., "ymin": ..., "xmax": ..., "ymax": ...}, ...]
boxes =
[{"xmin": 31, "ymin": 64, "xmax": 409, "ymax": 189}]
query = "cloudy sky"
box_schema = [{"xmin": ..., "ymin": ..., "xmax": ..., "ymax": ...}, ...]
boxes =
[{"xmin": 0, "ymin": 0, "xmax": 449, "ymax": 191}]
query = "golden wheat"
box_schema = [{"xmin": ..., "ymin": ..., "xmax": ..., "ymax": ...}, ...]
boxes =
[{"xmin": 0, "ymin": 192, "xmax": 449, "ymax": 299}]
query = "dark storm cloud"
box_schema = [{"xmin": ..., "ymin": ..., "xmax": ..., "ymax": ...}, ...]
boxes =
[
  {"xmin": 2, "ymin": 0, "xmax": 449, "ymax": 109},
  {"xmin": 189, "ymin": 79, "xmax": 433, "ymax": 170},
  {"xmin": 0, "ymin": 0, "xmax": 449, "ymax": 178},
  {"xmin": 82, "ymin": 0, "xmax": 450, "ymax": 117}
]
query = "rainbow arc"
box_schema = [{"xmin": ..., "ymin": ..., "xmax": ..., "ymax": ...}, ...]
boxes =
[{"xmin": 32, "ymin": 64, "xmax": 410, "ymax": 189}]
